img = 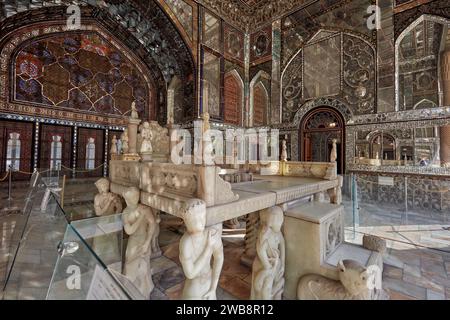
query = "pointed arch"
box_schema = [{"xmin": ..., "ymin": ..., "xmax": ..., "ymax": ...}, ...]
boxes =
[
  {"xmin": 224, "ymin": 69, "xmax": 244, "ymax": 126},
  {"xmin": 249, "ymin": 70, "xmax": 270, "ymax": 127}
]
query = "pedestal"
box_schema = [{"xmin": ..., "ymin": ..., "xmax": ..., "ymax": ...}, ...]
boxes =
[
  {"xmin": 128, "ymin": 118, "xmax": 141, "ymax": 155},
  {"xmin": 140, "ymin": 152, "xmax": 153, "ymax": 162}
]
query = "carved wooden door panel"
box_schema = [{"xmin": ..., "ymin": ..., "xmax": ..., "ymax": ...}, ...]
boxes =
[
  {"xmin": 224, "ymin": 73, "xmax": 242, "ymax": 125},
  {"xmin": 77, "ymin": 128, "xmax": 104, "ymax": 178},
  {"xmin": 39, "ymin": 124, "xmax": 72, "ymax": 171},
  {"xmin": 0, "ymin": 120, "xmax": 33, "ymax": 180},
  {"xmin": 253, "ymin": 83, "xmax": 267, "ymax": 126}
]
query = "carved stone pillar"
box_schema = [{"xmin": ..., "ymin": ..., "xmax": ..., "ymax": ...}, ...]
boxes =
[
  {"xmin": 440, "ymin": 51, "xmax": 450, "ymax": 167},
  {"xmin": 240, "ymin": 212, "xmax": 260, "ymax": 267},
  {"xmin": 127, "ymin": 117, "xmax": 141, "ymax": 156}
]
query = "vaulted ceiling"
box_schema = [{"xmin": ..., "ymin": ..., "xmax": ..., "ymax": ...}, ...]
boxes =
[{"xmin": 195, "ymin": 0, "xmax": 314, "ymax": 31}]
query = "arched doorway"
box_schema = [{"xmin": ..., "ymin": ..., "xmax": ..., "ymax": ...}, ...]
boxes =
[{"xmin": 300, "ymin": 107, "xmax": 345, "ymax": 174}]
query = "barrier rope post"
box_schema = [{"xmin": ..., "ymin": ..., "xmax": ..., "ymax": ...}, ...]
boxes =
[
  {"xmin": 61, "ymin": 175, "xmax": 66, "ymax": 209},
  {"xmin": 57, "ymin": 163, "xmax": 61, "ymax": 185},
  {"xmin": 8, "ymin": 165, "xmax": 12, "ymax": 201},
  {"xmin": 404, "ymin": 176, "xmax": 408, "ymax": 223}
]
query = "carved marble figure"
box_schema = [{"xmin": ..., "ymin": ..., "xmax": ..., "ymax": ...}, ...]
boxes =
[
  {"xmin": 179, "ymin": 200, "xmax": 224, "ymax": 300},
  {"xmin": 94, "ymin": 178, "xmax": 122, "ymax": 216},
  {"xmin": 330, "ymin": 139, "xmax": 337, "ymax": 162},
  {"xmin": 251, "ymin": 206, "xmax": 285, "ymax": 300},
  {"xmin": 121, "ymin": 130, "xmax": 129, "ymax": 154},
  {"xmin": 122, "ymin": 187, "xmax": 156, "ymax": 298},
  {"xmin": 110, "ymin": 135, "xmax": 118, "ymax": 155},
  {"xmin": 93, "ymin": 178, "xmax": 123, "ymax": 266},
  {"xmin": 297, "ymin": 260, "xmax": 371, "ymax": 300},
  {"xmin": 281, "ymin": 139, "xmax": 288, "ymax": 161},
  {"xmin": 130, "ymin": 101, "xmax": 139, "ymax": 119},
  {"xmin": 140, "ymin": 121, "xmax": 153, "ymax": 154}
]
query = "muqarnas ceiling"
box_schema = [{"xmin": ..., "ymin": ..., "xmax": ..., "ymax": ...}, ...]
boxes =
[{"xmin": 14, "ymin": 32, "xmax": 151, "ymax": 119}]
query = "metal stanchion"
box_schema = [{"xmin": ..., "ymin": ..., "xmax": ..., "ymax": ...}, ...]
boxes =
[
  {"xmin": 8, "ymin": 165, "xmax": 12, "ymax": 201},
  {"xmin": 2, "ymin": 165, "xmax": 20, "ymax": 216},
  {"xmin": 404, "ymin": 176, "xmax": 408, "ymax": 223},
  {"xmin": 61, "ymin": 175, "xmax": 66, "ymax": 209}
]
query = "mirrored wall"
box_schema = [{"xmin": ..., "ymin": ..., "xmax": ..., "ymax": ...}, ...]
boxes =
[{"xmin": 353, "ymin": 124, "xmax": 449, "ymax": 169}]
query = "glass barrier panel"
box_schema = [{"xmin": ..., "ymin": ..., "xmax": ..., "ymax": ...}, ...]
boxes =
[
  {"xmin": 70, "ymin": 214, "xmax": 123, "ymax": 273},
  {"xmin": 46, "ymin": 224, "xmax": 130, "ymax": 300}
]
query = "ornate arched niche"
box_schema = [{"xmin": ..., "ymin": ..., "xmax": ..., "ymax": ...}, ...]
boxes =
[
  {"xmin": 11, "ymin": 30, "xmax": 156, "ymax": 123},
  {"xmin": 281, "ymin": 29, "xmax": 376, "ymax": 123},
  {"xmin": 0, "ymin": 2, "xmax": 197, "ymax": 125}
]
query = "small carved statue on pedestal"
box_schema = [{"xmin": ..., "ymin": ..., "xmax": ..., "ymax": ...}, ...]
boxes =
[
  {"xmin": 251, "ymin": 207, "xmax": 285, "ymax": 300},
  {"xmin": 281, "ymin": 139, "xmax": 288, "ymax": 162},
  {"xmin": 121, "ymin": 130, "xmax": 129, "ymax": 154},
  {"xmin": 179, "ymin": 200, "xmax": 224, "ymax": 300},
  {"xmin": 130, "ymin": 101, "xmax": 139, "ymax": 119},
  {"xmin": 110, "ymin": 135, "xmax": 118, "ymax": 155},
  {"xmin": 140, "ymin": 121, "xmax": 153, "ymax": 154},
  {"xmin": 122, "ymin": 187, "xmax": 157, "ymax": 299}
]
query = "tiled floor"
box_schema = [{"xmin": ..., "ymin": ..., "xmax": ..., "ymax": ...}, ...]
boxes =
[{"xmin": 1, "ymin": 179, "xmax": 450, "ymax": 300}]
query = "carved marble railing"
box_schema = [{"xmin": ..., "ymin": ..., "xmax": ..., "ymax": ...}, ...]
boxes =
[
  {"xmin": 281, "ymin": 161, "xmax": 337, "ymax": 181},
  {"xmin": 110, "ymin": 160, "xmax": 239, "ymax": 210},
  {"xmin": 109, "ymin": 160, "xmax": 141, "ymax": 195}
]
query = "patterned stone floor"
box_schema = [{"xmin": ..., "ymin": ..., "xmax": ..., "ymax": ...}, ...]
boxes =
[{"xmin": 1, "ymin": 180, "xmax": 450, "ymax": 300}]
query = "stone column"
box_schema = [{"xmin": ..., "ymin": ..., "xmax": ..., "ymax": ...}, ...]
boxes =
[
  {"xmin": 440, "ymin": 51, "xmax": 450, "ymax": 167},
  {"xmin": 127, "ymin": 117, "xmax": 141, "ymax": 156}
]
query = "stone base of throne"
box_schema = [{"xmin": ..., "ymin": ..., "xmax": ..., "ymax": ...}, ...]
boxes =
[{"xmin": 283, "ymin": 202, "xmax": 384, "ymax": 300}]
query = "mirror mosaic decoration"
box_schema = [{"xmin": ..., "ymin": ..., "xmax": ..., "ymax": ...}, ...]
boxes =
[{"xmin": 14, "ymin": 32, "xmax": 151, "ymax": 119}]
